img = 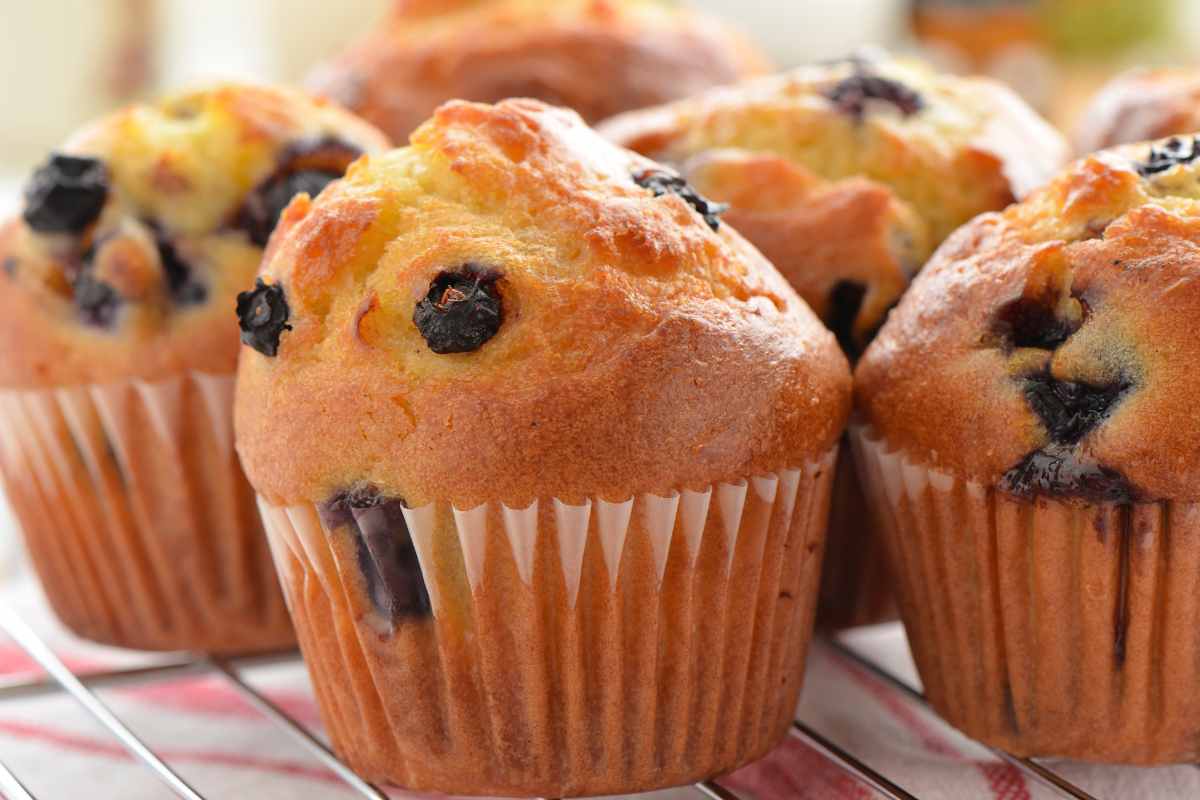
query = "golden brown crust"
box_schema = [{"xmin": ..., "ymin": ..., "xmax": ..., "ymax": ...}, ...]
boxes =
[
  {"xmin": 1074, "ymin": 68, "xmax": 1200, "ymax": 154},
  {"xmin": 306, "ymin": 0, "xmax": 770, "ymax": 143},
  {"xmin": 599, "ymin": 57, "xmax": 1068, "ymax": 353},
  {"xmin": 0, "ymin": 83, "xmax": 389, "ymax": 389},
  {"xmin": 857, "ymin": 141, "xmax": 1200, "ymax": 501},
  {"xmin": 235, "ymin": 99, "xmax": 851, "ymax": 508}
]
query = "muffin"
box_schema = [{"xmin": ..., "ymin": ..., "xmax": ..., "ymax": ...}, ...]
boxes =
[
  {"xmin": 235, "ymin": 98, "xmax": 850, "ymax": 795},
  {"xmin": 854, "ymin": 136, "xmax": 1200, "ymax": 763},
  {"xmin": 601, "ymin": 53, "xmax": 1069, "ymax": 628},
  {"xmin": 306, "ymin": 0, "xmax": 770, "ymax": 143},
  {"xmin": 1074, "ymin": 67, "xmax": 1200, "ymax": 154},
  {"xmin": 0, "ymin": 84, "xmax": 389, "ymax": 652}
]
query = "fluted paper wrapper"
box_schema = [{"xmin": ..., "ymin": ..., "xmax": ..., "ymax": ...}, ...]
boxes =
[
  {"xmin": 0, "ymin": 374, "xmax": 293, "ymax": 653},
  {"xmin": 816, "ymin": 437, "xmax": 896, "ymax": 629},
  {"xmin": 258, "ymin": 450, "xmax": 837, "ymax": 797},
  {"xmin": 853, "ymin": 427, "xmax": 1200, "ymax": 764}
]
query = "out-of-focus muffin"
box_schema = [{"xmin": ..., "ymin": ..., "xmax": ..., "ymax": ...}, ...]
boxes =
[
  {"xmin": 236, "ymin": 98, "xmax": 850, "ymax": 795},
  {"xmin": 0, "ymin": 83, "xmax": 388, "ymax": 651},
  {"xmin": 855, "ymin": 134, "xmax": 1200, "ymax": 763},
  {"xmin": 602, "ymin": 54, "xmax": 1069, "ymax": 628},
  {"xmin": 1074, "ymin": 67, "xmax": 1200, "ymax": 154},
  {"xmin": 307, "ymin": 0, "xmax": 770, "ymax": 143}
]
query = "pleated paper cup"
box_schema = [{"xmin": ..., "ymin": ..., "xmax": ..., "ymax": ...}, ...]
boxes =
[
  {"xmin": 258, "ymin": 449, "xmax": 837, "ymax": 797},
  {"xmin": 0, "ymin": 373, "xmax": 293, "ymax": 653},
  {"xmin": 853, "ymin": 426, "xmax": 1200, "ymax": 764},
  {"xmin": 815, "ymin": 437, "xmax": 896, "ymax": 630}
]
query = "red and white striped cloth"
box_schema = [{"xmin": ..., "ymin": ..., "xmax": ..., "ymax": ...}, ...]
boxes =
[{"xmin": 1, "ymin": 568, "xmax": 1197, "ymax": 799}]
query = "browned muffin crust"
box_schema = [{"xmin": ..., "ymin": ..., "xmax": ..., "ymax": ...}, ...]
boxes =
[
  {"xmin": 857, "ymin": 139, "xmax": 1200, "ymax": 502},
  {"xmin": 235, "ymin": 99, "xmax": 851, "ymax": 509},
  {"xmin": 306, "ymin": 0, "xmax": 770, "ymax": 143},
  {"xmin": 0, "ymin": 84, "xmax": 389, "ymax": 389},
  {"xmin": 1074, "ymin": 67, "xmax": 1200, "ymax": 154},
  {"xmin": 600, "ymin": 56, "xmax": 1068, "ymax": 356}
]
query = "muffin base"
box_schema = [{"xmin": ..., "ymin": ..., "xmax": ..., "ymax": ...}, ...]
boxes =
[
  {"xmin": 258, "ymin": 451, "xmax": 836, "ymax": 797},
  {"xmin": 815, "ymin": 438, "xmax": 896, "ymax": 630},
  {"xmin": 0, "ymin": 374, "xmax": 293, "ymax": 653},
  {"xmin": 854, "ymin": 428, "xmax": 1200, "ymax": 764}
]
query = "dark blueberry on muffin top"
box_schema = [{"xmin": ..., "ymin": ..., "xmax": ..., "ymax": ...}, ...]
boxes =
[
  {"xmin": 22, "ymin": 154, "xmax": 109, "ymax": 234},
  {"xmin": 633, "ymin": 168, "xmax": 728, "ymax": 231},
  {"xmin": 236, "ymin": 279, "xmax": 292, "ymax": 357},
  {"xmin": 413, "ymin": 265, "xmax": 503, "ymax": 355},
  {"xmin": 1135, "ymin": 136, "xmax": 1200, "ymax": 177},
  {"xmin": 824, "ymin": 72, "xmax": 924, "ymax": 120},
  {"xmin": 235, "ymin": 138, "xmax": 364, "ymax": 246}
]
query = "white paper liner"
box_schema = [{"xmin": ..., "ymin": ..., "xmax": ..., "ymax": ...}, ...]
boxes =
[
  {"xmin": 258, "ymin": 448, "xmax": 837, "ymax": 796},
  {"xmin": 0, "ymin": 373, "xmax": 293, "ymax": 652},
  {"xmin": 852, "ymin": 426, "xmax": 1200, "ymax": 764}
]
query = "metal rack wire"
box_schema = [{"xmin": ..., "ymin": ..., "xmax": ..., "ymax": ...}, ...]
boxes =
[{"xmin": 0, "ymin": 606, "xmax": 1109, "ymax": 800}]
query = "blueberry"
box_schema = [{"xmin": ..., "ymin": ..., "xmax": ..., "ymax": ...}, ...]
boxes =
[
  {"xmin": 235, "ymin": 138, "xmax": 363, "ymax": 247},
  {"xmin": 1001, "ymin": 445, "xmax": 1137, "ymax": 504},
  {"xmin": 236, "ymin": 278, "xmax": 291, "ymax": 357},
  {"xmin": 23, "ymin": 154, "xmax": 109, "ymax": 234},
  {"xmin": 995, "ymin": 294, "xmax": 1081, "ymax": 351},
  {"xmin": 2, "ymin": 257, "xmax": 15, "ymax": 277},
  {"xmin": 318, "ymin": 486, "xmax": 432, "ymax": 622},
  {"xmin": 1023, "ymin": 371, "xmax": 1130, "ymax": 445},
  {"xmin": 1135, "ymin": 136, "xmax": 1200, "ymax": 177},
  {"xmin": 632, "ymin": 168, "xmax": 728, "ymax": 232},
  {"xmin": 73, "ymin": 271, "xmax": 122, "ymax": 328},
  {"xmin": 413, "ymin": 265, "xmax": 503, "ymax": 355},
  {"xmin": 152, "ymin": 228, "xmax": 207, "ymax": 306},
  {"xmin": 823, "ymin": 73, "xmax": 924, "ymax": 120}
]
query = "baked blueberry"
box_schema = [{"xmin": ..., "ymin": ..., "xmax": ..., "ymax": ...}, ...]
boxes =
[
  {"xmin": 413, "ymin": 266, "xmax": 503, "ymax": 354},
  {"xmin": 318, "ymin": 487, "xmax": 432, "ymax": 621},
  {"xmin": 1022, "ymin": 371, "xmax": 1130, "ymax": 445},
  {"xmin": 73, "ymin": 272, "xmax": 122, "ymax": 328},
  {"xmin": 152, "ymin": 227, "xmax": 207, "ymax": 306},
  {"xmin": 994, "ymin": 294, "xmax": 1082, "ymax": 351},
  {"xmin": 235, "ymin": 138, "xmax": 363, "ymax": 246},
  {"xmin": 22, "ymin": 154, "xmax": 109, "ymax": 234},
  {"xmin": 1135, "ymin": 136, "xmax": 1200, "ymax": 177},
  {"xmin": 1001, "ymin": 445, "xmax": 1136, "ymax": 504},
  {"xmin": 632, "ymin": 168, "xmax": 728, "ymax": 231},
  {"xmin": 236, "ymin": 279, "xmax": 291, "ymax": 357},
  {"xmin": 824, "ymin": 72, "xmax": 924, "ymax": 120}
]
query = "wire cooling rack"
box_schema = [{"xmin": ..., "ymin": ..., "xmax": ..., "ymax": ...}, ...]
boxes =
[{"xmin": 0, "ymin": 605, "xmax": 1116, "ymax": 800}]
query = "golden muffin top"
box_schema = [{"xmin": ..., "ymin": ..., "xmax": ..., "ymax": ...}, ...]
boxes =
[
  {"xmin": 0, "ymin": 83, "xmax": 389, "ymax": 388},
  {"xmin": 601, "ymin": 55, "xmax": 1069, "ymax": 356},
  {"xmin": 857, "ymin": 136, "xmax": 1200, "ymax": 503},
  {"xmin": 306, "ymin": 0, "xmax": 769, "ymax": 142},
  {"xmin": 1074, "ymin": 67, "xmax": 1200, "ymax": 155},
  {"xmin": 234, "ymin": 99, "xmax": 851, "ymax": 508}
]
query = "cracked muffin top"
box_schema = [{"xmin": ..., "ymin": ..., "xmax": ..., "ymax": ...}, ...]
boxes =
[
  {"xmin": 306, "ymin": 0, "xmax": 769, "ymax": 143},
  {"xmin": 234, "ymin": 99, "xmax": 851, "ymax": 509},
  {"xmin": 0, "ymin": 83, "xmax": 389, "ymax": 388},
  {"xmin": 856, "ymin": 136, "xmax": 1200, "ymax": 503},
  {"xmin": 1074, "ymin": 67, "xmax": 1200, "ymax": 155},
  {"xmin": 600, "ymin": 55, "xmax": 1068, "ymax": 358}
]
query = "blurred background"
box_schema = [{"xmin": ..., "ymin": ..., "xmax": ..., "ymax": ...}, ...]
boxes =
[
  {"xmin": 0, "ymin": 0, "xmax": 1198, "ymax": 572},
  {"xmin": 2, "ymin": 0, "xmax": 1200, "ymax": 189}
]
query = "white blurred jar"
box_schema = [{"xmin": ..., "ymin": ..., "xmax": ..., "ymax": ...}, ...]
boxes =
[{"xmin": 686, "ymin": 0, "xmax": 907, "ymax": 66}]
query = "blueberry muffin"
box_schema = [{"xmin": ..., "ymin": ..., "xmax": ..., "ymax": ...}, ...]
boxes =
[
  {"xmin": 1074, "ymin": 67, "xmax": 1200, "ymax": 154},
  {"xmin": 236, "ymin": 98, "xmax": 850, "ymax": 795},
  {"xmin": 306, "ymin": 0, "xmax": 770, "ymax": 143},
  {"xmin": 602, "ymin": 54, "xmax": 1069, "ymax": 628},
  {"xmin": 855, "ymin": 136, "xmax": 1200, "ymax": 762},
  {"xmin": 0, "ymin": 84, "xmax": 388, "ymax": 652}
]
